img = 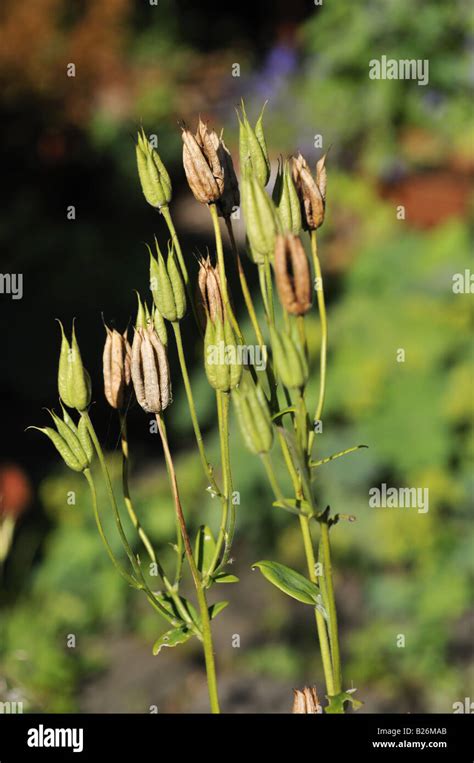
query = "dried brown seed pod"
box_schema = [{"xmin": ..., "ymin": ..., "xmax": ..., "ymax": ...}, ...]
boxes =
[
  {"xmin": 274, "ymin": 234, "xmax": 312, "ymax": 316},
  {"xmin": 292, "ymin": 686, "xmax": 323, "ymax": 714},
  {"xmin": 182, "ymin": 118, "xmax": 225, "ymax": 205},
  {"xmin": 103, "ymin": 326, "xmax": 132, "ymax": 410},
  {"xmin": 131, "ymin": 327, "xmax": 171, "ymax": 414},
  {"xmin": 212, "ymin": 132, "xmax": 240, "ymax": 218},
  {"xmin": 292, "ymin": 151, "xmax": 327, "ymax": 230},
  {"xmin": 196, "ymin": 256, "xmax": 224, "ymax": 331}
]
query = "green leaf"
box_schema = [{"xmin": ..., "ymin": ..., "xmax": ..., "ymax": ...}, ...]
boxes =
[
  {"xmin": 252, "ymin": 560, "xmax": 322, "ymax": 606},
  {"xmin": 208, "ymin": 601, "xmax": 229, "ymax": 620},
  {"xmin": 152, "ymin": 627, "xmax": 192, "ymax": 656},
  {"xmin": 325, "ymin": 689, "xmax": 363, "ymax": 714},
  {"xmin": 213, "ymin": 573, "xmax": 240, "ymax": 584},
  {"xmin": 194, "ymin": 525, "xmax": 216, "ymax": 576}
]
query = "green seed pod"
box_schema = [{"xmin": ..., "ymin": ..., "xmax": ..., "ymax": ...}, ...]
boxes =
[
  {"xmin": 136, "ymin": 129, "xmax": 172, "ymax": 209},
  {"xmin": 204, "ymin": 316, "xmax": 242, "ymax": 392},
  {"xmin": 28, "ymin": 426, "xmax": 85, "ymax": 473},
  {"xmin": 241, "ymin": 175, "xmax": 278, "ymax": 264},
  {"xmin": 272, "ymin": 158, "xmax": 302, "ymax": 235},
  {"xmin": 59, "ymin": 402, "xmax": 93, "ymax": 464},
  {"xmin": 238, "ymin": 101, "xmax": 270, "ymax": 186},
  {"xmin": 48, "ymin": 409, "xmax": 89, "ymax": 466},
  {"xmin": 77, "ymin": 416, "xmax": 94, "ymax": 464},
  {"xmin": 57, "ymin": 321, "xmax": 91, "ymax": 411},
  {"xmin": 149, "ymin": 240, "xmax": 186, "ymax": 322},
  {"xmin": 152, "ymin": 306, "xmax": 168, "ymax": 348},
  {"xmin": 232, "ymin": 375, "xmax": 273, "ymax": 454},
  {"xmin": 134, "ymin": 292, "xmax": 147, "ymax": 330},
  {"xmin": 270, "ymin": 326, "xmax": 309, "ymax": 390}
]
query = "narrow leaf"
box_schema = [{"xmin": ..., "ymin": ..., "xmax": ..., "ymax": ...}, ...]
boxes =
[{"xmin": 252, "ymin": 560, "xmax": 322, "ymax": 606}]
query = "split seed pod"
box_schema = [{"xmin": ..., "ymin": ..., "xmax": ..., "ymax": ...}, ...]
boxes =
[
  {"xmin": 131, "ymin": 326, "xmax": 171, "ymax": 414},
  {"xmin": 292, "ymin": 151, "xmax": 327, "ymax": 230},
  {"xmin": 182, "ymin": 118, "xmax": 225, "ymax": 204},
  {"xmin": 274, "ymin": 234, "xmax": 312, "ymax": 316},
  {"xmin": 57, "ymin": 321, "xmax": 91, "ymax": 411},
  {"xmin": 196, "ymin": 256, "xmax": 224, "ymax": 332},
  {"xmin": 136, "ymin": 128, "xmax": 172, "ymax": 209},
  {"xmin": 292, "ymin": 687, "xmax": 323, "ymax": 714},
  {"xmin": 28, "ymin": 407, "xmax": 93, "ymax": 473},
  {"xmin": 103, "ymin": 326, "xmax": 132, "ymax": 409},
  {"xmin": 232, "ymin": 375, "xmax": 273, "ymax": 455}
]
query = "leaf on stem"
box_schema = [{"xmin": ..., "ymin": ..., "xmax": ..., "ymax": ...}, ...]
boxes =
[
  {"xmin": 252, "ymin": 560, "xmax": 325, "ymax": 609},
  {"xmin": 213, "ymin": 573, "xmax": 240, "ymax": 584},
  {"xmin": 208, "ymin": 601, "xmax": 229, "ymax": 620},
  {"xmin": 194, "ymin": 525, "xmax": 217, "ymax": 577},
  {"xmin": 325, "ymin": 689, "xmax": 363, "ymax": 714},
  {"xmin": 152, "ymin": 627, "xmax": 193, "ymax": 656}
]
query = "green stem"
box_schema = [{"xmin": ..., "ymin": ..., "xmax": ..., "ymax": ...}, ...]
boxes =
[
  {"xmin": 308, "ymin": 231, "xmax": 327, "ymax": 453},
  {"xmin": 82, "ymin": 411, "xmax": 140, "ymax": 578},
  {"xmin": 299, "ymin": 514, "xmax": 335, "ymax": 697},
  {"xmin": 320, "ymin": 522, "xmax": 342, "ymax": 693},
  {"xmin": 225, "ymin": 217, "xmax": 265, "ymax": 347},
  {"xmin": 82, "ymin": 412, "xmax": 173, "ymax": 622},
  {"xmin": 119, "ymin": 412, "xmax": 158, "ymax": 565},
  {"xmin": 208, "ymin": 391, "xmax": 233, "ymax": 576},
  {"xmin": 209, "ymin": 203, "xmax": 242, "ymax": 341},
  {"xmin": 118, "ymin": 413, "xmax": 193, "ymax": 628},
  {"xmin": 155, "ymin": 413, "xmax": 220, "ymax": 713},
  {"xmin": 261, "ymin": 453, "xmax": 284, "ymax": 501},
  {"xmin": 161, "ymin": 205, "xmax": 202, "ymax": 330},
  {"xmin": 172, "ymin": 322, "xmax": 221, "ymax": 496},
  {"xmin": 83, "ymin": 468, "xmax": 137, "ymax": 587}
]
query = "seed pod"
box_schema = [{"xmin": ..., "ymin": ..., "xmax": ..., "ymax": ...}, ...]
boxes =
[
  {"xmin": 241, "ymin": 175, "xmax": 278, "ymax": 264},
  {"xmin": 270, "ymin": 326, "xmax": 308, "ymax": 390},
  {"xmin": 196, "ymin": 256, "xmax": 224, "ymax": 332},
  {"xmin": 292, "ymin": 151, "xmax": 327, "ymax": 230},
  {"xmin": 238, "ymin": 100, "xmax": 271, "ymax": 186},
  {"xmin": 59, "ymin": 403, "xmax": 93, "ymax": 463},
  {"xmin": 182, "ymin": 118, "xmax": 224, "ymax": 204},
  {"xmin": 152, "ymin": 306, "xmax": 168, "ymax": 348},
  {"xmin": 272, "ymin": 158, "xmax": 302, "ymax": 235},
  {"xmin": 274, "ymin": 234, "xmax": 312, "ymax": 316},
  {"xmin": 292, "ymin": 687, "xmax": 323, "ymax": 714},
  {"xmin": 103, "ymin": 325, "xmax": 132, "ymax": 409},
  {"xmin": 204, "ymin": 315, "xmax": 242, "ymax": 392},
  {"xmin": 131, "ymin": 327, "xmax": 171, "ymax": 413},
  {"xmin": 232, "ymin": 375, "xmax": 273, "ymax": 454},
  {"xmin": 149, "ymin": 240, "xmax": 186, "ymax": 322},
  {"xmin": 57, "ymin": 321, "xmax": 91, "ymax": 411},
  {"xmin": 28, "ymin": 418, "xmax": 91, "ymax": 472},
  {"xmin": 214, "ymin": 132, "xmax": 240, "ymax": 218},
  {"xmin": 136, "ymin": 128, "xmax": 172, "ymax": 209}
]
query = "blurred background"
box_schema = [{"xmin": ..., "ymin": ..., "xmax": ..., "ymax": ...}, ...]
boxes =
[{"xmin": 0, "ymin": 0, "xmax": 472, "ymax": 713}]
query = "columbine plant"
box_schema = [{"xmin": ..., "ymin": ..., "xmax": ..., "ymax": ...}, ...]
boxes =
[{"xmin": 31, "ymin": 101, "xmax": 366, "ymax": 714}]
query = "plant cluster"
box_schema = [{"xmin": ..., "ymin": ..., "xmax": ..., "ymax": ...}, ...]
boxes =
[{"xmin": 30, "ymin": 102, "xmax": 366, "ymax": 714}]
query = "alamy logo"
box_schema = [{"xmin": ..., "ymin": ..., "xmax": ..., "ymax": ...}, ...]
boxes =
[
  {"xmin": 206, "ymin": 342, "xmax": 267, "ymax": 371},
  {"xmin": 369, "ymin": 483, "xmax": 429, "ymax": 513},
  {"xmin": 369, "ymin": 55, "xmax": 429, "ymax": 86},
  {"xmin": 0, "ymin": 273, "xmax": 23, "ymax": 300},
  {"xmin": 27, "ymin": 724, "xmax": 84, "ymax": 753}
]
